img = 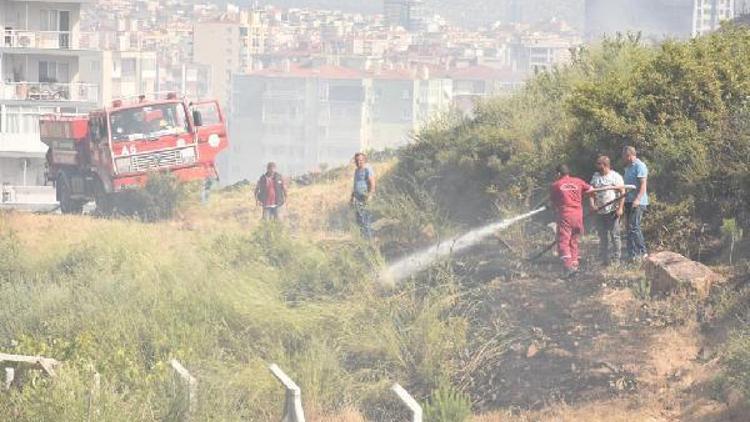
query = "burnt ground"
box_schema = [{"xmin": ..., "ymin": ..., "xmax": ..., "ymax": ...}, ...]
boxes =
[{"xmin": 451, "ymin": 238, "xmax": 750, "ymax": 421}]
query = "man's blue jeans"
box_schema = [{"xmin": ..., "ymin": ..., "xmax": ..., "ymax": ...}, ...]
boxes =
[
  {"xmin": 353, "ymin": 197, "xmax": 373, "ymax": 239},
  {"xmin": 624, "ymin": 203, "xmax": 647, "ymax": 259}
]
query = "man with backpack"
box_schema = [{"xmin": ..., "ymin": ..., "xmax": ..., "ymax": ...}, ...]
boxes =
[
  {"xmin": 254, "ymin": 162, "xmax": 287, "ymax": 220},
  {"xmin": 351, "ymin": 153, "xmax": 376, "ymax": 239}
]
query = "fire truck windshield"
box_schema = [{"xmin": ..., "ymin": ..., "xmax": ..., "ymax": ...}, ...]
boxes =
[{"xmin": 110, "ymin": 103, "xmax": 189, "ymax": 142}]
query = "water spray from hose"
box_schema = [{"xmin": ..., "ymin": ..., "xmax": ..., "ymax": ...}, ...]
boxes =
[
  {"xmin": 380, "ymin": 206, "xmax": 547, "ymax": 286},
  {"xmin": 379, "ymin": 184, "xmax": 637, "ymax": 286}
]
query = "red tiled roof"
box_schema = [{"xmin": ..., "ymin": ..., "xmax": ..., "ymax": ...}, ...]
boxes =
[{"xmin": 370, "ymin": 68, "xmax": 415, "ymax": 80}]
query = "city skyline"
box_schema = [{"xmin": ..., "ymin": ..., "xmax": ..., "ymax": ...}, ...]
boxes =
[{"xmin": 0, "ymin": 0, "xmax": 746, "ymax": 203}]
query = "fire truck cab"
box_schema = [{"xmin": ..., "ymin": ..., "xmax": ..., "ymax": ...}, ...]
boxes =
[{"xmin": 40, "ymin": 94, "xmax": 228, "ymax": 213}]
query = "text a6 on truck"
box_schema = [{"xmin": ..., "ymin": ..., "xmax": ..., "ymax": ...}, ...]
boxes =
[{"xmin": 40, "ymin": 93, "xmax": 228, "ymax": 214}]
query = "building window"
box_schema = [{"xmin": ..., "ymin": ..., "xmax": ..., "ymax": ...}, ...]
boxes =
[
  {"xmin": 121, "ymin": 58, "xmax": 137, "ymax": 80},
  {"xmin": 39, "ymin": 10, "xmax": 59, "ymax": 31},
  {"xmin": 38, "ymin": 61, "xmax": 59, "ymax": 83}
]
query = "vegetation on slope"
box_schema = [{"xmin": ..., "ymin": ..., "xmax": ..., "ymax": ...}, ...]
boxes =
[
  {"xmin": 0, "ymin": 209, "xmax": 474, "ymax": 420},
  {"xmin": 378, "ymin": 25, "xmax": 750, "ymax": 408}
]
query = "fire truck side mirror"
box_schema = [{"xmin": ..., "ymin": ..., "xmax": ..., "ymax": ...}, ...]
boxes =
[{"xmin": 192, "ymin": 110, "xmax": 203, "ymax": 127}]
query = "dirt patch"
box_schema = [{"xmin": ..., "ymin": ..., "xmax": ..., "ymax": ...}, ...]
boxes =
[
  {"xmin": 456, "ymin": 239, "xmax": 736, "ymax": 420},
  {"xmin": 474, "ymin": 397, "xmax": 668, "ymax": 421}
]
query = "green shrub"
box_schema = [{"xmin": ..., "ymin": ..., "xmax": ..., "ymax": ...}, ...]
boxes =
[
  {"xmin": 423, "ymin": 383, "xmax": 472, "ymax": 422},
  {"xmin": 0, "ymin": 224, "xmax": 22, "ymax": 282},
  {"xmin": 385, "ymin": 28, "xmax": 750, "ymax": 259},
  {"xmin": 112, "ymin": 172, "xmax": 188, "ymax": 221},
  {"xmin": 723, "ymin": 328, "xmax": 750, "ymax": 401},
  {"xmin": 0, "ymin": 215, "xmax": 481, "ymax": 419}
]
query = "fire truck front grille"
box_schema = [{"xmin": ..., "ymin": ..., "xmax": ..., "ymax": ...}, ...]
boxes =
[{"xmin": 131, "ymin": 150, "xmax": 184, "ymax": 172}]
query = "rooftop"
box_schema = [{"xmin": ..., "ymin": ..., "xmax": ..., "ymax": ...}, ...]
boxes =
[{"xmin": 248, "ymin": 63, "xmax": 365, "ymax": 80}]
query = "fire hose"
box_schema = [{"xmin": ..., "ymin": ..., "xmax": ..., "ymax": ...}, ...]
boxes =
[{"xmin": 527, "ymin": 185, "xmax": 636, "ymax": 262}]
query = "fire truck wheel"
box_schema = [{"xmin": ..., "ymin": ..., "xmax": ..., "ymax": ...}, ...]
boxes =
[{"xmin": 58, "ymin": 177, "xmax": 83, "ymax": 215}]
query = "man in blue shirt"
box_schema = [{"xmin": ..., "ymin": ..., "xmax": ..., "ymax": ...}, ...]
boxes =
[
  {"xmin": 351, "ymin": 152, "xmax": 376, "ymax": 239},
  {"xmin": 622, "ymin": 146, "xmax": 649, "ymax": 261}
]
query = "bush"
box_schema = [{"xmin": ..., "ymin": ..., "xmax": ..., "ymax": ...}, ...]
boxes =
[
  {"xmin": 384, "ymin": 28, "xmax": 750, "ymax": 259},
  {"xmin": 723, "ymin": 328, "xmax": 750, "ymax": 401},
  {"xmin": 0, "ymin": 224, "xmax": 22, "ymax": 282},
  {"xmin": 423, "ymin": 383, "xmax": 472, "ymax": 422},
  {"xmin": 0, "ymin": 214, "xmax": 486, "ymax": 419},
  {"xmin": 112, "ymin": 172, "xmax": 188, "ymax": 221}
]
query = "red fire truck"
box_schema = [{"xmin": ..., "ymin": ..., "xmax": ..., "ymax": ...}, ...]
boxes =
[{"xmin": 40, "ymin": 94, "xmax": 228, "ymax": 213}]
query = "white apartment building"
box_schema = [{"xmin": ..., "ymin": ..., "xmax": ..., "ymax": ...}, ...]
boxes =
[
  {"xmin": 693, "ymin": 0, "xmax": 735, "ymax": 36},
  {"xmin": 370, "ymin": 67, "xmax": 452, "ymax": 150},
  {"xmin": 224, "ymin": 64, "xmax": 455, "ymax": 184},
  {"xmin": 105, "ymin": 49, "xmax": 157, "ymax": 100},
  {"xmin": 0, "ymin": 0, "xmax": 103, "ymax": 192},
  {"xmin": 227, "ymin": 64, "xmax": 371, "ymax": 182}
]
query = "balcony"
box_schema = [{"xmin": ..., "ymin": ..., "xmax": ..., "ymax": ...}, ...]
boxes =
[
  {"xmin": 2, "ymin": 30, "xmax": 78, "ymax": 50},
  {"xmin": 0, "ymin": 132, "xmax": 46, "ymax": 155},
  {"xmin": 1, "ymin": 82, "xmax": 99, "ymax": 103}
]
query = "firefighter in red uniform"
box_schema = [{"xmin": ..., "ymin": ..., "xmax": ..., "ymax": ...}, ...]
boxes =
[
  {"xmin": 550, "ymin": 164, "xmax": 594, "ymax": 275},
  {"xmin": 550, "ymin": 164, "xmax": 628, "ymax": 275}
]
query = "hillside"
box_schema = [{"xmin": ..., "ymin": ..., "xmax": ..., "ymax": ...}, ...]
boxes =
[{"xmin": 2, "ymin": 162, "xmax": 750, "ymax": 420}]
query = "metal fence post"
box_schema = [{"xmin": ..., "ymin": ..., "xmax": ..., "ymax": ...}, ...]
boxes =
[
  {"xmin": 0, "ymin": 353, "xmax": 60, "ymax": 377},
  {"xmin": 86, "ymin": 369, "xmax": 101, "ymax": 422},
  {"xmin": 4, "ymin": 368, "xmax": 14, "ymax": 390},
  {"xmin": 170, "ymin": 359, "xmax": 197, "ymax": 421},
  {"xmin": 391, "ymin": 383, "xmax": 423, "ymax": 422},
  {"xmin": 268, "ymin": 364, "xmax": 305, "ymax": 422}
]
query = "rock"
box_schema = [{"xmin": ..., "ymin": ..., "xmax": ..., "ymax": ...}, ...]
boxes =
[
  {"xmin": 643, "ymin": 251, "xmax": 725, "ymax": 298},
  {"xmin": 526, "ymin": 344, "xmax": 539, "ymax": 358}
]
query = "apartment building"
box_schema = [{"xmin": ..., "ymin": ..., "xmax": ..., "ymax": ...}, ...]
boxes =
[
  {"xmin": 693, "ymin": 0, "xmax": 735, "ymax": 36},
  {"xmin": 192, "ymin": 10, "xmax": 267, "ymax": 108},
  {"xmin": 449, "ymin": 65, "xmax": 526, "ymax": 116},
  {"xmin": 0, "ymin": 0, "xmax": 103, "ymax": 190},
  {"xmin": 370, "ymin": 67, "xmax": 452, "ymax": 150},
  {"xmin": 383, "ymin": 0, "xmax": 426, "ymax": 32},
  {"xmin": 510, "ymin": 33, "xmax": 579, "ymax": 73},
  {"xmin": 157, "ymin": 63, "xmax": 212, "ymax": 100},
  {"xmin": 227, "ymin": 64, "xmax": 370, "ymax": 182},
  {"xmin": 105, "ymin": 49, "xmax": 157, "ymax": 100},
  {"xmin": 223, "ymin": 63, "xmax": 456, "ymax": 183}
]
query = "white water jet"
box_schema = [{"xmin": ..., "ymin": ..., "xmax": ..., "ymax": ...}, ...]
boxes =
[{"xmin": 380, "ymin": 206, "xmax": 547, "ymax": 286}]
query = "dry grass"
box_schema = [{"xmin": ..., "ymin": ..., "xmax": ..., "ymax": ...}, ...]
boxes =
[
  {"xmin": 473, "ymin": 399, "xmax": 667, "ymax": 422},
  {"xmin": 175, "ymin": 161, "xmax": 395, "ymax": 241},
  {"xmin": 312, "ymin": 407, "xmax": 367, "ymax": 422}
]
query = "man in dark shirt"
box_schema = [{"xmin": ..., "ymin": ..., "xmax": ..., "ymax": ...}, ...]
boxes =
[{"xmin": 254, "ymin": 162, "xmax": 287, "ymax": 220}]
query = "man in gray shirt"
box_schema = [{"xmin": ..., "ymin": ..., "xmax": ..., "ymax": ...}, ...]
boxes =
[{"xmin": 589, "ymin": 155, "xmax": 625, "ymax": 265}]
